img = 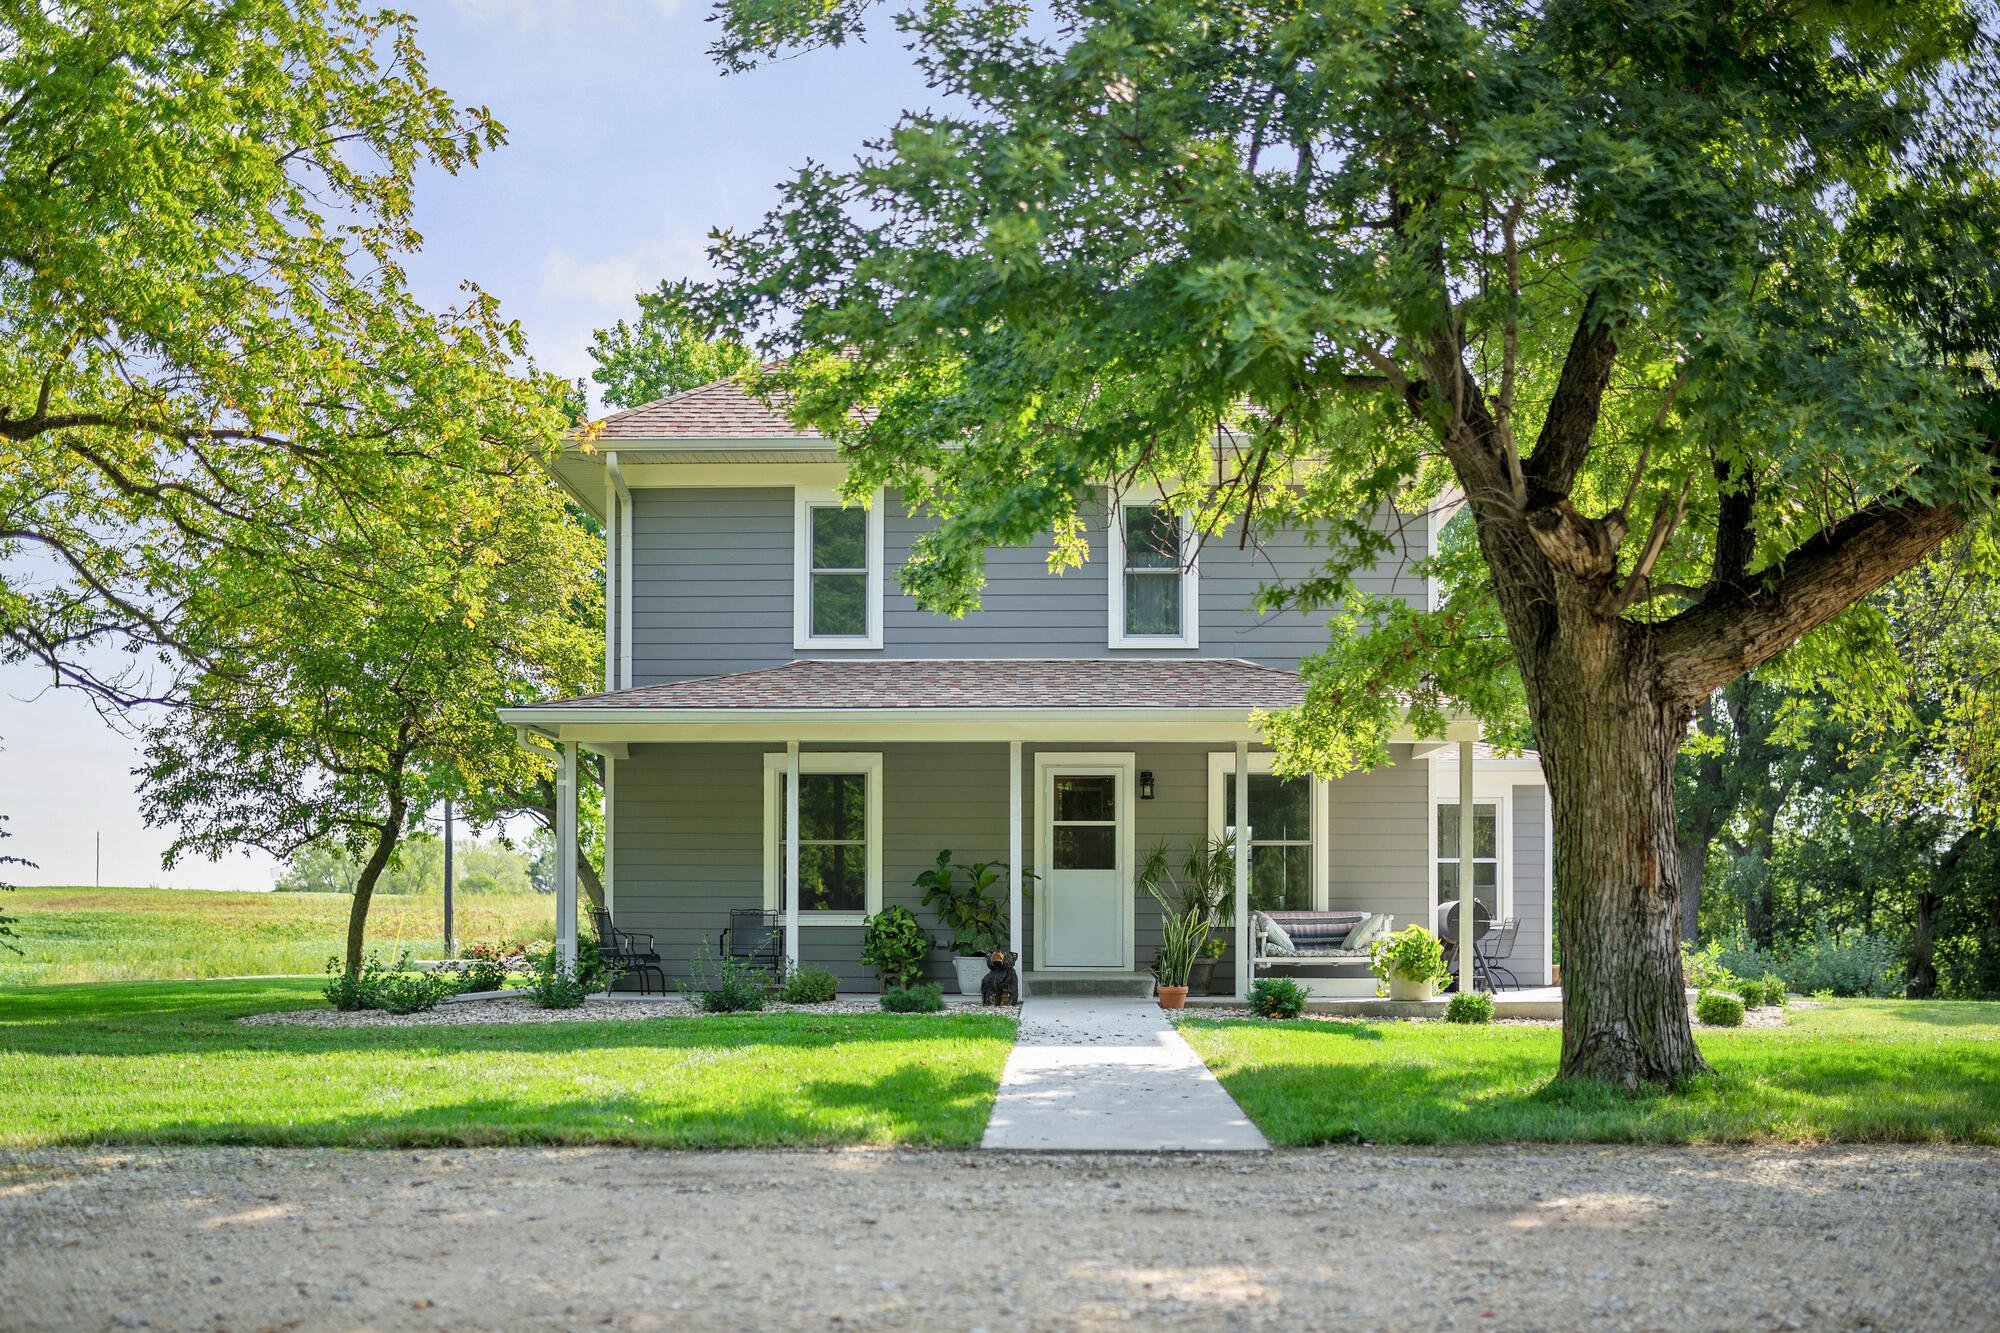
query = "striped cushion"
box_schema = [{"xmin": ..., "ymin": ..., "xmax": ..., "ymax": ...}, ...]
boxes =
[{"xmin": 1265, "ymin": 911, "xmax": 1369, "ymax": 951}]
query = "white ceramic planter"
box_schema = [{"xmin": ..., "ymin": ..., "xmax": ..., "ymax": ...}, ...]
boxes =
[
  {"xmin": 952, "ymin": 955, "xmax": 988, "ymax": 999},
  {"xmin": 1388, "ymin": 975, "xmax": 1435, "ymax": 1002}
]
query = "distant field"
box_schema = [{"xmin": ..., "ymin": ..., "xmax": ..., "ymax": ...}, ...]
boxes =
[{"xmin": 0, "ymin": 886, "xmax": 554, "ymax": 985}]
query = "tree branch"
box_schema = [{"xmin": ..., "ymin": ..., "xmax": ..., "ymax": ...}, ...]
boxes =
[{"xmin": 1521, "ymin": 292, "xmax": 1619, "ymax": 509}]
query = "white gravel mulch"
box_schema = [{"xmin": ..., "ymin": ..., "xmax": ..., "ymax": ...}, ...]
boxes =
[
  {"xmin": 1181, "ymin": 1000, "xmax": 1809, "ymax": 1028},
  {"xmin": 239, "ymin": 993, "xmax": 1018, "ymax": 1028}
]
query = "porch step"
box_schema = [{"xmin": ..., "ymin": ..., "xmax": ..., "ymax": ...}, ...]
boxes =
[{"xmin": 1024, "ymin": 970, "xmax": 1156, "ymax": 999}]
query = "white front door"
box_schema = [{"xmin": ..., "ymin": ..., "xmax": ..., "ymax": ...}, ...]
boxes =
[{"xmin": 1037, "ymin": 758, "xmax": 1133, "ymax": 969}]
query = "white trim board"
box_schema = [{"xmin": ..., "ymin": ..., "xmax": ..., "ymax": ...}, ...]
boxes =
[
  {"xmin": 760, "ymin": 750, "xmax": 885, "ymax": 925},
  {"xmin": 1204, "ymin": 751, "xmax": 1330, "ymax": 912},
  {"xmin": 792, "ymin": 486, "xmax": 885, "ymax": 651}
]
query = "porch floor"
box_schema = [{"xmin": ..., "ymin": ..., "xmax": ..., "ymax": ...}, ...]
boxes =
[{"xmin": 1183, "ymin": 985, "xmax": 1564, "ymax": 1019}]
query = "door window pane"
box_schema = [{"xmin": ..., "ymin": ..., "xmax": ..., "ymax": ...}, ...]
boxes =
[
  {"xmin": 1053, "ymin": 825, "xmax": 1116, "ymax": 870},
  {"xmin": 1054, "ymin": 776, "xmax": 1115, "ymax": 822}
]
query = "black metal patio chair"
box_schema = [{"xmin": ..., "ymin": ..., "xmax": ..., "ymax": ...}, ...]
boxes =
[
  {"xmin": 1478, "ymin": 916, "xmax": 1523, "ymax": 991},
  {"xmin": 589, "ymin": 906, "xmax": 667, "ymax": 995},
  {"xmin": 720, "ymin": 908, "xmax": 784, "ymax": 980}
]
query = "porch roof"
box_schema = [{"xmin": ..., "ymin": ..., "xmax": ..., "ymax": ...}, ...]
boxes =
[
  {"xmin": 513, "ymin": 658, "xmax": 1307, "ymax": 713},
  {"xmin": 500, "ymin": 658, "xmax": 1479, "ymax": 746}
]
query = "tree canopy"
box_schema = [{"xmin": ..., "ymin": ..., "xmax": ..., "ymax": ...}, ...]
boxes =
[
  {"xmin": 589, "ymin": 284, "xmax": 757, "ymax": 410},
  {"xmin": 0, "ymin": 0, "xmax": 563, "ymax": 705},
  {"xmin": 700, "ymin": 0, "xmax": 2000, "ymax": 1086}
]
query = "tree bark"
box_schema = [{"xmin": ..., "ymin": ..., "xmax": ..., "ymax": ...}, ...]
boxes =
[
  {"xmin": 1677, "ymin": 835, "xmax": 1708, "ymax": 947},
  {"xmin": 1534, "ymin": 637, "xmax": 1712, "ymax": 1090},
  {"xmin": 344, "ymin": 791, "xmax": 408, "ymax": 973}
]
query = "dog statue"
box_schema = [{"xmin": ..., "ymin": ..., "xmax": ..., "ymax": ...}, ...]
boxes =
[{"xmin": 980, "ymin": 949, "xmax": 1020, "ymax": 1006}]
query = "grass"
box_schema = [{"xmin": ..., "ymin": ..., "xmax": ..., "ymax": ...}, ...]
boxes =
[
  {"xmin": 0, "ymin": 979, "xmax": 1016, "ymax": 1149},
  {"xmin": 1178, "ymin": 1001, "xmax": 2000, "ymax": 1145},
  {"xmin": 0, "ymin": 885, "xmax": 554, "ymax": 985}
]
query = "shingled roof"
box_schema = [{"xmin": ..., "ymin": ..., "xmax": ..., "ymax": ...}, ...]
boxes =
[
  {"xmin": 591, "ymin": 376, "xmax": 821, "ymax": 441},
  {"xmin": 516, "ymin": 658, "xmax": 1307, "ymax": 712}
]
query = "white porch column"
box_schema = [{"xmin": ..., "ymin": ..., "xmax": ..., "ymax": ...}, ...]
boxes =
[
  {"xmin": 556, "ymin": 741, "xmax": 578, "ymax": 967},
  {"xmin": 1234, "ymin": 740, "xmax": 1251, "ymax": 1000},
  {"xmin": 785, "ymin": 740, "xmax": 801, "ymax": 969},
  {"xmin": 1008, "ymin": 740, "xmax": 1023, "ymax": 991},
  {"xmin": 1458, "ymin": 736, "xmax": 1478, "ymax": 992}
]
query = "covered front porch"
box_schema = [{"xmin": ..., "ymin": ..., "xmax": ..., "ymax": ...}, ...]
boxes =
[{"xmin": 500, "ymin": 659, "xmax": 1497, "ymax": 1001}]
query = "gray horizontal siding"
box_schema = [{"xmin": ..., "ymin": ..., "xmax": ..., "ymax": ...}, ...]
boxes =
[
  {"xmin": 629, "ymin": 487, "xmax": 1429, "ymax": 684},
  {"xmin": 1325, "ymin": 744, "xmax": 1432, "ymax": 932},
  {"xmin": 1509, "ymin": 784, "xmax": 1552, "ymax": 984},
  {"xmin": 609, "ymin": 739, "xmax": 1465, "ymax": 992}
]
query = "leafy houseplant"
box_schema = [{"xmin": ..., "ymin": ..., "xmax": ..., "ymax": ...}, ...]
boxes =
[
  {"xmin": 1369, "ymin": 924, "xmax": 1451, "ymax": 1001},
  {"xmin": 1138, "ymin": 837, "xmax": 1234, "ymax": 1001},
  {"xmin": 860, "ymin": 906, "xmax": 932, "ymax": 990},
  {"xmin": 915, "ymin": 851, "xmax": 1022, "ymax": 995}
]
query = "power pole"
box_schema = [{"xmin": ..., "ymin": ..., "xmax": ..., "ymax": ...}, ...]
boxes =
[
  {"xmin": 442, "ymin": 799, "xmax": 455, "ymax": 959},
  {"xmin": 95, "ymin": 832, "xmax": 101, "ymax": 888}
]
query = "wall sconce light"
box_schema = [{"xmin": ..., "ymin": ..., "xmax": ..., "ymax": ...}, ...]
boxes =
[{"xmin": 1139, "ymin": 770, "xmax": 1155, "ymax": 800}]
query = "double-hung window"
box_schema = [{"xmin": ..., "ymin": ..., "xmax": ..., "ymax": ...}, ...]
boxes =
[
  {"xmin": 1207, "ymin": 754, "xmax": 1326, "ymax": 912},
  {"xmin": 794, "ymin": 487, "xmax": 883, "ymax": 649},
  {"xmin": 1109, "ymin": 497, "xmax": 1197, "ymax": 647},
  {"xmin": 1435, "ymin": 801, "xmax": 1501, "ymax": 916},
  {"xmin": 763, "ymin": 752, "xmax": 884, "ymax": 923}
]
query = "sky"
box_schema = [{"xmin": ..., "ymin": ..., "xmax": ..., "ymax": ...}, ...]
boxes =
[{"xmin": 0, "ymin": 0, "xmax": 936, "ymax": 889}]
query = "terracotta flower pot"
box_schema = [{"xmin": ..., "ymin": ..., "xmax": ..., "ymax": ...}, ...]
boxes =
[{"xmin": 1156, "ymin": 985, "xmax": 1190, "ymax": 1010}]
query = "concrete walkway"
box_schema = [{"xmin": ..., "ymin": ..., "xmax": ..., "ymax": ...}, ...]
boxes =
[{"xmin": 981, "ymin": 997, "xmax": 1270, "ymax": 1152}]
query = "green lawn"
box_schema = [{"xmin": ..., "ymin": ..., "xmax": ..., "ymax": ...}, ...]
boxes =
[
  {"xmin": 0, "ymin": 979, "xmax": 1016, "ymax": 1149},
  {"xmin": 1179, "ymin": 1001, "xmax": 2000, "ymax": 1145},
  {"xmin": 0, "ymin": 885, "xmax": 555, "ymax": 984}
]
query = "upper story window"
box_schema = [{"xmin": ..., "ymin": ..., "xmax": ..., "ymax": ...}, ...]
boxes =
[
  {"xmin": 794, "ymin": 486, "xmax": 883, "ymax": 650},
  {"xmin": 1108, "ymin": 497, "xmax": 1198, "ymax": 648}
]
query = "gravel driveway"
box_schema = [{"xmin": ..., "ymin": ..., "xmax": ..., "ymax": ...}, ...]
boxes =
[{"xmin": 4, "ymin": 1145, "xmax": 1995, "ymax": 1330}]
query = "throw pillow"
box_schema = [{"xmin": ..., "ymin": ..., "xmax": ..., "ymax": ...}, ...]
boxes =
[
  {"xmin": 1342, "ymin": 912, "xmax": 1394, "ymax": 951},
  {"xmin": 1255, "ymin": 911, "xmax": 1297, "ymax": 957}
]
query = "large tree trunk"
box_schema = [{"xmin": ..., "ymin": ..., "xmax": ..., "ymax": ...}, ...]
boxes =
[
  {"xmin": 1676, "ymin": 835, "xmax": 1708, "ymax": 946},
  {"xmin": 344, "ymin": 792, "xmax": 408, "ymax": 973},
  {"xmin": 1523, "ymin": 616, "xmax": 1710, "ymax": 1091}
]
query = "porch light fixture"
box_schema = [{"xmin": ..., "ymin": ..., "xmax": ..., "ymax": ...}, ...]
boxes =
[{"xmin": 1139, "ymin": 771, "xmax": 1155, "ymax": 800}]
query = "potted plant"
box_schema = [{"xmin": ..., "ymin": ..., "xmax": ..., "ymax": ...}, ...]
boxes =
[
  {"xmin": 1147, "ymin": 885, "xmax": 1210, "ymax": 1009},
  {"xmin": 859, "ymin": 906, "xmax": 932, "ymax": 991},
  {"xmin": 1138, "ymin": 837, "xmax": 1233, "ymax": 1005},
  {"xmin": 915, "ymin": 850, "xmax": 1019, "ymax": 997},
  {"xmin": 1369, "ymin": 923, "xmax": 1451, "ymax": 1001}
]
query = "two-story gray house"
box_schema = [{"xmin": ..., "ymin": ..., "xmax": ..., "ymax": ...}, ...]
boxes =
[{"xmin": 499, "ymin": 374, "xmax": 1553, "ymax": 998}]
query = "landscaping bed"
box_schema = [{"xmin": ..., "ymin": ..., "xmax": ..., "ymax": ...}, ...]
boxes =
[{"xmin": 244, "ymin": 993, "xmax": 1020, "ymax": 1028}]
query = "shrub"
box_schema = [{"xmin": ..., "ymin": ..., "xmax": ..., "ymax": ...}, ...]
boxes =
[
  {"xmin": 1777, "ymin": 925, "xmax": 1902, "ymax": 998},
  {"xmin": 1739, "ymin": 973, "xmax": 1788, "ymax": 1008},
  {"xmin": 780, "ymin": 964, "xmax": 840, "ymax": 1004},
  {"xmin": 370, "ymin": 967, "xmax": 452, "ymax": 1015},
  {"xmin": 1696, "ymin": 991, "xmax": 1746, "ymax": 1026},
  {"xmin": 439, "ymin": 954, "xmax": 510, "ymax": 994},
  {"xmin": 1680, "ymin": 938, "xmax": 1742, "ymax": 995},
  {"xmin": 1247, "ymin": 976, "xmax": 1308, "ymax": 1019},
  {"xmin": 1445, "ymin": 990, "xmax": 1495, "ymax": 1024},
  {"xmin": 322, "ymin": 949, "xmax": 447, "ymax": 1013},
  {"xmin": 682, "ymin": 939, "xmax": 768, "ymax": 1012},
  {"xmin": 574, "ymin": 934, "xmax": 623, "ymax": 994},
  {"xmin": 527, "ymin": 952, "xmax": 591, "ymax": 1009},
  {"xmin": 881, "ymin": 982, "xmax": 945, "ymax": 1013},
  {"xmin": 1369, "ymin": 924, "xmax": 1450, "ymax": 987},
  {"xmin": 860, "ymin": 906, "xmax": 932, "ymax": 989}
]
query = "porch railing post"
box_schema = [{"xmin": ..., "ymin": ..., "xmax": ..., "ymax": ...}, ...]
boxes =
[
  {"xmin": 1008, "ymin": 739, "xmax": 1023, "ymax": 995},
  {"xmin": 1458, "ymin": 735, "xmax": 1478, "ymax": 992},
  {"xmin": 785, "ymin": 740, "xmax": 801, "ymax": 972},
  {"xmin": 1234, "ymin": 740, "xmax": 1251, "ymax": 1000}
]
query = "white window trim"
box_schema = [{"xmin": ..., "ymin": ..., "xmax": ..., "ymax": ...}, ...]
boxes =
[
  {"xmin": 1033, "ymin": 751, "xmax": 1137, "ymax": 971},
  {"xmin": 793, "ymin": 486, "xmax": 884, "ymax": 650},
  {"xmin": 1106, "ymin": 489, "xmax": 1199, "ymax": 649},
  {"xmin": 762, "ymin": 751, "xmax": 884, "ymax": 925},
  {"xmin": 1205, "ymin": 752, "xmax": 1329, "ymax": 912},
  {"xmin": 1430, "ymin": 785, "xmax": 1511, "ymax": 924}
]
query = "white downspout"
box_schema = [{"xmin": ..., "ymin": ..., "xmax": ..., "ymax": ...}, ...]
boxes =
[{"xmin": 606, "ymin": 451, "xmax": 634, "ymax": 690}]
